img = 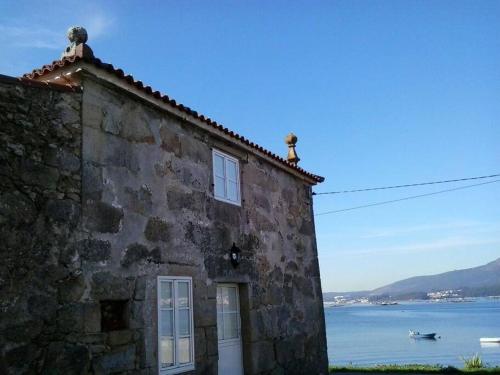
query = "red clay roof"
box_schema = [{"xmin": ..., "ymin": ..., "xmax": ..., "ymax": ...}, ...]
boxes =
[
  {"xmin": 23, "ymin": 56, "xmax": 324, "ymax": 183},
  {"xmin": 0, "ymin": 73, "xmax": 80, "ymax": 92}
]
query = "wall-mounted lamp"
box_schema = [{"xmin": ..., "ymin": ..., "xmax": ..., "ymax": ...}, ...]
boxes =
[{"xmin": 229, "ymin": 243, "xmax": 241, "ymax": 268}]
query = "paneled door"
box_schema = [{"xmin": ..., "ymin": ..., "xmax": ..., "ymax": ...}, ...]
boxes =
[{"xmin": 217, "ymin": 284, "xmax": 243, "ymax": 375}]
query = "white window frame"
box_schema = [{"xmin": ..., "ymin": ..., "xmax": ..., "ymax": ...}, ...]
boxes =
[
  {"xmin": 157, "ymin": 276, "xmax": 195, "ymax": 375},
  {"xmin": 217, "ymin": 283, "xmax": 242, "ymax": 345},
  {"xmin": 212, "ymin": 149, "xmax": 241, "ymax": 206}
]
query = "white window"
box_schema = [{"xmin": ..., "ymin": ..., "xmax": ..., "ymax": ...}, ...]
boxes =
[
  {"xmin": 157, "ymin": 276, "xmax": 195, "ymax": 374},
  {"xmin": 216, "ymin": 284, "xmax": 241, "ymax": 341},
  {"xmin": 212, "ymin": 149, "xmax": 241, "ymax": 205}
]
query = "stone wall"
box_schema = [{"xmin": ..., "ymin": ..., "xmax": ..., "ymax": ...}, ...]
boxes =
[
  {"xmin": 0, "ymin": 77, "xmax": 84, "ymax": 374},
  {"xmin": 79, "ymin": 75, "xmax": 328, "ymax": 375},
  {"xmin": 0, "ymin": 71, "xmax": 328, "ymax": 375}
]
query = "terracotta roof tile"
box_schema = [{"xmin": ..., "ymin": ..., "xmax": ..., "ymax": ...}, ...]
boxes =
[
  {"xmin": 0, "ymin": 73, "xmax": 80, "ymax": 92},
  {"xmin": 23, "ymin": 56, "xmax": 324, "ymax": 183}
]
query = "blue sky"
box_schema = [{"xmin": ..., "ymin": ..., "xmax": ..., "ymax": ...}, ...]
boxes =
[{"xmin": 2, "ymin": 0, "xmax": 499, "ymax": 292}]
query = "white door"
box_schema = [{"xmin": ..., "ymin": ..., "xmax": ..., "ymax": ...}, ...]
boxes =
[{"xmin": 217, "ymin": 284, "xmax": 243, "ymax": 375}]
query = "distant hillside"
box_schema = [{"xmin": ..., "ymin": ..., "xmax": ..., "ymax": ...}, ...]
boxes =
[
  {"xmin": 371, "ymin": 257, "xmax": 500, "ymax": 297},
  {"xmin": 324, "ymin": 257, "xmax": 500, "ymax": 300}
]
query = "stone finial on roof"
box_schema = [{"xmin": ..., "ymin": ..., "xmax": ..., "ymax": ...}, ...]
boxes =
[
  {"xmin": 61, "ymin": 26, "xmax": 94, "ymax": 59},
  {"xmin": 285, "ymin": 132, "xmax": 300, "ymax": 165}
]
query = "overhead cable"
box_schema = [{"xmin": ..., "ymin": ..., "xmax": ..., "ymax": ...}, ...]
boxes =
[
  {"xmin": 313, "ymin": 173, "xmax": 500, "ymax": 195},
  {"xmin": 315, "ymin": 179, "xmax": 500, "ymax": 216}
]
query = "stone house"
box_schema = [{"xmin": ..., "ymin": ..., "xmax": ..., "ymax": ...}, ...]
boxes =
[{"xmin": 0, "ymin": 27, "xmax": 327, "ymax": 375}]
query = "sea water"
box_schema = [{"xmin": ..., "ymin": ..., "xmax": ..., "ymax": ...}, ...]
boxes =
[{"xmin": 325, "ymin": 299, "xmax": 500, "ymax": 367}]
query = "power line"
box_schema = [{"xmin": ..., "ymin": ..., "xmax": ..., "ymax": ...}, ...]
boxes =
[
  {"xmin": 315, "ymin": 179, "xmax": 500, "ymax": 216},
  {"xmin": 313, "ymin": 173, "xmax": 500, "ymax": 195}
]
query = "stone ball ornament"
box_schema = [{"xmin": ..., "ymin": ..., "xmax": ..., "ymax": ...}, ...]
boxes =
[
  {"xmin": 67, "ymin": 26, "xmax": 88, "ymax": 45},
  {"xmin": 61, "ymin": 25, "xmax": 94, "ymax": 59},
  {"xmin": 285, "ymin": 132, "xmax": 298, "ymax": 146},
  {"xmin": 285, "ymin": 132, "xmax": 300, "ymax": 165}
]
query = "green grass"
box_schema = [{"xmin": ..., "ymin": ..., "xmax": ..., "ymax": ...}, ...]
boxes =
[
  {"xmin": 329, "ymin": 364, "xmax": 453, "ymax": 373},
  {"xmin": 329, "ymin": 364, "xmax": 500, "ymax": 373},
  {"xmin": 462, "ymin": 354, "xmax": 485, "ymax": 370}
]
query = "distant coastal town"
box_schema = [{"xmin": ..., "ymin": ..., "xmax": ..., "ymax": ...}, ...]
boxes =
[{"xmin": 324, "ymin": 290, "xmax": 500, "ymax": 307}]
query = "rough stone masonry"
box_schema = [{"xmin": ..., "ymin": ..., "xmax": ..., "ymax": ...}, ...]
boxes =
[{"xmin": 0, "ymin": 28, "xmax": 328, "ymax": 375}]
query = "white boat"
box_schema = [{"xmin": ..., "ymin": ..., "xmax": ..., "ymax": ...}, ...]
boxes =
[
  {"xmin": 409, "ymin": 330, "xmax": 436, "ymax": 339},
  {"xmin": 480, "ymin": 337, "xmax": 500, "ymax": 343}
]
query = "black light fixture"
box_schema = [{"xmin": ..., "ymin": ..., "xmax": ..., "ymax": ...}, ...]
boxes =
[{"xmin": 229, "ymin": 242, "xmax": 241, "ymax": 267}]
